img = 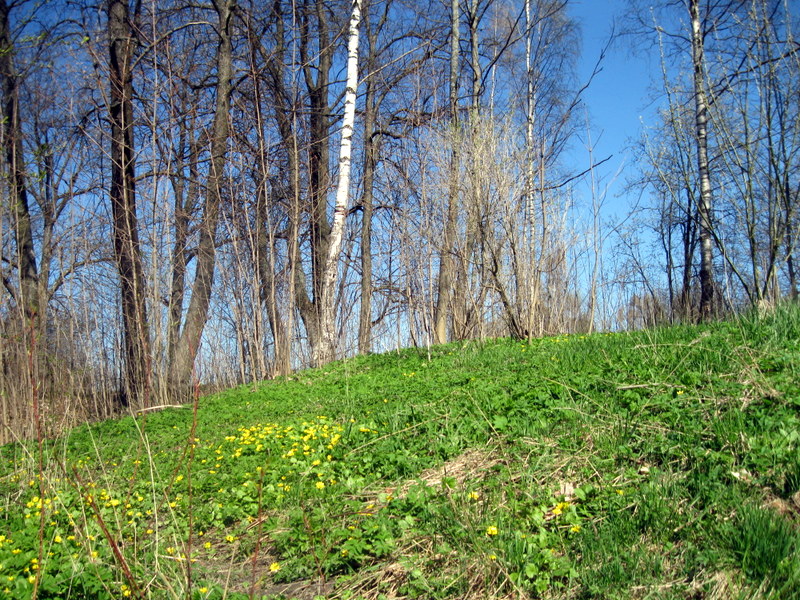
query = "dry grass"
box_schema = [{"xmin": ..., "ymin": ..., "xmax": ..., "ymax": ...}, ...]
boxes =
[{"xmin": 394, "ymin": 447, "xmax": 503, "ymax": 498}]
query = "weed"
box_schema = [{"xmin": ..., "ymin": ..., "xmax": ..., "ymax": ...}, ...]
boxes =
[
  {"xmin": 1, "ymin": 305, "xmax": 800, "ymax": 598},
  {"xmin": 723, "ymin": 503, "xmax": 800, "ymax": 597}
]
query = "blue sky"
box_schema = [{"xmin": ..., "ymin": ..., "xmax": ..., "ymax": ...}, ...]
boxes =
[{"xmin": 567, "ymin": 0, "xmax": 659, "ymax": 217}]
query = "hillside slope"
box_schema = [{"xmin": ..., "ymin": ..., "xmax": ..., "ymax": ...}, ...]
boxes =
[{"xmin": 2, "ymin": 307, "xmax": 799, "ymax": 599}]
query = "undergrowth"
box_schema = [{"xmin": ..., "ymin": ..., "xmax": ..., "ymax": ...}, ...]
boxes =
[{"xmin": 1, "ymin": 304, "xmax": 799, "ymax": 599}]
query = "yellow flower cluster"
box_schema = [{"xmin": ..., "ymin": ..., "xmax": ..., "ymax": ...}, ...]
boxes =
[
  {"xmin": 25, "ymin": 495, "xmax": 56, "ymax": 511},
  {"xmin": 23, "ymin": 495, "xmax": 59, "ymax": 520},
  {"xmin": 221, "ymin": 416, "xmax": 348, "ymax": 461}
]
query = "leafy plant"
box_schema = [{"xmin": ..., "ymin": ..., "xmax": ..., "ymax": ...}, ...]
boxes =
[{"xmin": 1, "ymin": 304, "xmax": 800, "ymax": 598}]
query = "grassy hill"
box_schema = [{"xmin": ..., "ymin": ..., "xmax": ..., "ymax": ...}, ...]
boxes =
[{"xmin": 1, "ymin": 306, "xmax": 799, "ymax": 599}]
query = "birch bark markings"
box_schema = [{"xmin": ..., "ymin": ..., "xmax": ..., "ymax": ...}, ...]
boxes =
[
  {"xmin": 689, "ymin": 0, "xmax": 715, "ymax": 319},
  {"xmin": 314, "ymin": 0, "xmax": 361, "ymax": 367},
  {"xmin": 524, "ymin": 0, "xmax": 537, "ymax": 338}
]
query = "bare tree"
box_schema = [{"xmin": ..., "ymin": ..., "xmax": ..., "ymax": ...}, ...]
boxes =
[
  {"xmin": 357, "ymin": 0, "xmax": 380, "ymax": 355},
  {"xmin": 689, "ymin": 0, "xmax": 716, "ymax": 318},
  {"xmin": 168, "ymin": 0, "xmax": 235, "ymax": 398},
  {"xmin": 315, "ymin": 0, "xmax": 361, "ymax": 366},
  {"xmin": 432, "ymin": 0, "xmax": 461, "ymax": 345},
  {"xmin": 107, "ymin": 0, "xmax": 151, "ymax": 407},
  {"xmin": 0, "ymin": 0, "xmax": 38, "ymax": 319},
  {"xmin": 633, "ymin": 0, "xmax": 799, "ymax": 313}
]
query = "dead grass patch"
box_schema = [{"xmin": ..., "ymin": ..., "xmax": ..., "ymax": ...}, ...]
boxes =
[
  {"xmin": 331, "ymin": 534, "xmax": 516, "ymax": 600},
  {"xmin": 394, "ymin": 447, "xmax": 503, "ymax": 497}
]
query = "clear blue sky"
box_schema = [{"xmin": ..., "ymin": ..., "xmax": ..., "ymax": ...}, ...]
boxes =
[{"xmin": 567, "ymin": 0, "xmax": 658, "ymax": 218}]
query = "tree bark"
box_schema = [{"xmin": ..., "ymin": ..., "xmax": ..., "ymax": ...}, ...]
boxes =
[
  {"xmin": 256, "ymin": 184, "xmax": 291, "ymax": 377},
  {"xmin": 108, "ymin": 0, "xmax": 150, "ymax": 407},
  {"xmin": 168, "ymin": 0, "xmax": 234, "ymax": 398},
  {"xmin": 689, "ymin": 0, "xmax": 715, "ymax": 320},
  {"xmin": 167, "ymin": 108, "xmax": 199, "ymax": 375},
  {"xmin": 358, "ymin": 26, "xmax": 378, "ymax": 355},
  {"xmin": 314, "ymin": 0, "xmax": 361, "ymax": 367},
  {"xmin": 0, "ymin": 0, "xmax": 39, "ymax": 320},
  {"xmin": 261, "ymin": 0, "xmax": 298, "ymax": 377},
  {"xmin": 524, "ymin": 0, "xmax": 540, "ymax": 338},
  {"xmin": 452, "ymin": 0, "xmax": 486, "ymax": 341},
  {"xmin": 433, "ymin": 0, "xmax": 460, "ymax": 345},
  {"xmin": 290, "ymin": 0, "xmax": 333, "ymax": 358}
]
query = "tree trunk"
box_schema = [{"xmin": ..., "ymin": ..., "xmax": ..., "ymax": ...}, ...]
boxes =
[
  {"xmin": 108, "ymin": 0, "xmax": 150, "ymax": 407},
  {"xmin": 358, "ymin": 61, "xmax": 378, "ymax": 355},
  {"xmin": 167, "ymin": 110, "xmax": 198, "ymax": 375},
  {"xmin": 291, "ymin": 0, "xmax": 333, "ymax": 359},
  {"xmin": 0, "ymin": 0, "xmax": 39, "ymax": 320},
  {"xmin": 524, "ymin": 0, "xmax": 536, "ymax": 338},
  {"xmin": 679, "ymin": 186, "xmax": 695, "ymax": 320},
  {"xmin": 786, "ymin": 177, "xmax": 798, "ymax": 299},
  {"xmin": 314, "ymin": 0, "xmax": 361, "ymax": 367},
  {"xmin": 256, "ymin": 185, "xmax": 291, "ymax": 377},
  {"xmin": 433, "ymin": 0, "xmax": 460, "ymax": 345},
  {"xmin": 168, "ymin": 0, "xmax": 234, "ymax": 398},
  {"xmin": 451, "ymin": 0, "xmax": 483, "ymax": 342},
  {"xmin": 261, "ymin": 0, "xmax": 297, "ymax": 376},
  {"xmin": 690, "ymin": 0, "xmax": 715, "ymax": 320}
]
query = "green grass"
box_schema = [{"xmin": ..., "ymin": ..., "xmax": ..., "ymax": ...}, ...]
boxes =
[{"xmin": 2, "ymin": 305, "xmax": 800, "ymax": 599}]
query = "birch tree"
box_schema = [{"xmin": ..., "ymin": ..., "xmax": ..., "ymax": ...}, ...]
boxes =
[
  {"xmin": 314, "ymin": 0, "xmax": 361, "ymax": 367},
  {"xmin": 633, "ymin": 0, "xmax": 800, "ymax": 313},
  {"xmin": 689, "ymin": 0, "xmax": 715, "ymax": 319}
]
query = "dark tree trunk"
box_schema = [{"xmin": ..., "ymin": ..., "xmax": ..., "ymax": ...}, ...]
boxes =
[
  {"xmin": 168, "ymin": 0, "xmax": 234, "ymax": 398},
  {"xmin": 358, "ymin": 90, "xmax": 377, "ymax": 355},
  {"xmin": 256, "ymin": 185, "xmax": 291, "ymax": 377},
  {"xmin": 259, "ymin": 0, "xmax": 297, "ymax": 377},
  {"xmin": 680, "ymin": 187, "xmax": 696, "ymax": 320},
  {"xmin": 108, "ymin": 0, "xmax": 150, "ymax": 407},
  {"xmin": 0, "ymin": 0, "xmax": 39, "ymax": 319},
  {"xmin": 433, "ymin": 0, "xmax": 460, "ymax": 345},
  {"xmin": 167, "ymin": 110, "xmax": 198, "ymax": 374},
  {"xmin": 358, "ymin": 2, "xmax": 379, "ymax": 355},
  {"xmin": 294, "ymin": 0, "xmax": 333, "ymax": 360}
]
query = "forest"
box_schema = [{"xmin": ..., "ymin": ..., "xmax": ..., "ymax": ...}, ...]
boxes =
[{"xmin": 1, "ymin": 0, "xmax": 799, "ymax": 441}]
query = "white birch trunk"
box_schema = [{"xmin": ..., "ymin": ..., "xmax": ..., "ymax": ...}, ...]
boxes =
[
  {"xmin": 524, "ymin": 0, "xmax": 536, "ymax": 339},
  {"xmin": 689, "ymin": 0, "xmax": 715, "ymax": 318},
  {"xmin": 314, "ymin": 0, "xmax": 361, "ymax": 367}
]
